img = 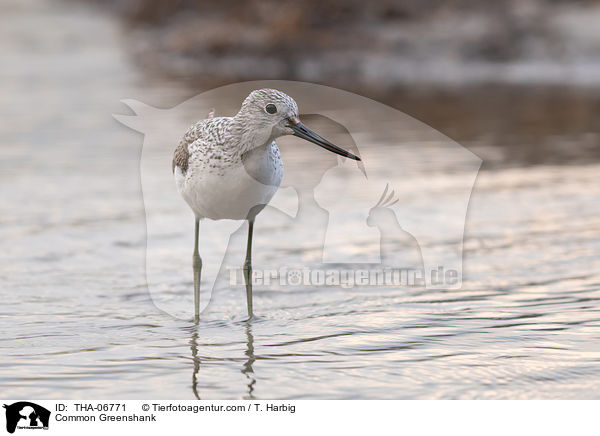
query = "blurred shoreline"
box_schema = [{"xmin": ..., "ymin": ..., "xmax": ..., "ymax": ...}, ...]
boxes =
[
  {"xmin": 76, "ymin": 0, "xmax": 600, "ymax": 167},
  {"xmin": 99, "ymin": 0, "xmax": 600, "ymax": 88},
  {"xmin": 6, "ymin": 0, "xmax": 595, "ymax": 168}
]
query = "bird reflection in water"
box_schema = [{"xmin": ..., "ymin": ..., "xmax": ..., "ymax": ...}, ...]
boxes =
[
  {"xmin": 190, "ymin": 328, "xmax": 201, "ymax": 400},
  {"xmin": 241, "ymin": 321, "xmax": 256, "ymax": 399},
  {"xmin": 189, "ymin": 321, "xmax": 256, "ymax": 400}
]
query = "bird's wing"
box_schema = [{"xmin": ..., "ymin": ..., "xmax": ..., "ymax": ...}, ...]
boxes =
[{"xmin": 172, "ymin": 117, "xmax": 228, "ymax": 173}]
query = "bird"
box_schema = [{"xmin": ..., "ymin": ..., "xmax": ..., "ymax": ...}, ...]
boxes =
[{"xmin": 172, "ymin": 88, "xmax": 361, "ymax": 321}]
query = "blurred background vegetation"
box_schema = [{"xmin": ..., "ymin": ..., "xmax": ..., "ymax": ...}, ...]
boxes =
[
  {"xmin": 101, "ymin": 0, "xmax": 600, "ymax": 87},
  {"xmin": 77, "ymin": 0, "xmax": 600, "ymax": 166}
]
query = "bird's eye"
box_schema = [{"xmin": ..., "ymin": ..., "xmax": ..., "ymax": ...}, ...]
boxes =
[{"xmin": 265, "ymin": 104, "xmax": 277, "ymax": 114}]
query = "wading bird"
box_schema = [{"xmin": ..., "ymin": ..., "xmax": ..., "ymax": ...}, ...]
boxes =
[{"xmin": 172, "ymin": 89, "xmax": 360, "ymax": 320}]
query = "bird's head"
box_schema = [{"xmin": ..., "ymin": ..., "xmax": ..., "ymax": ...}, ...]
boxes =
[
  {"xmin": 238, "ymin": 88, "xmax": 299, "ymax": 138},
  {"xmin": 237, "ymin": 88, "xmax": 361, "ymax": 161}
]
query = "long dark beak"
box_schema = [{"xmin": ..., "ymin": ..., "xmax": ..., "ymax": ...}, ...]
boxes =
[{"xmin": 289, "ymin": 120, "xmax": 361, "ymax": 161}]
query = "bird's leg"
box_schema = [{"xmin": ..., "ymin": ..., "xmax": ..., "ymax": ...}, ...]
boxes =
[
  {"xmin": 243, "ymin": 218, "xmax": 254, "ymax": 318},
  {"xmin": 192, "ymin": 218, "xmax": 202, "ymax": 322}
]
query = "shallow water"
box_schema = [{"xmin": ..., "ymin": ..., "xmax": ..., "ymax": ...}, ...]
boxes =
[{"xmin": 2, "ymin": 0, "xmax": 600, "ymax": 399}]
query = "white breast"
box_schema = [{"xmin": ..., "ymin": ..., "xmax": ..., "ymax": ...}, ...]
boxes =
[{"xmin": 176, "ymin": 142, "xmax": 283, "ymax": 220}]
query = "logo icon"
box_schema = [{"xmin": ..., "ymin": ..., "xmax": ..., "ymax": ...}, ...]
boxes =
[
  {"xmin": 3, "ymin": 402, "xmax": 50, "ymax": 434},
  {"xmin": 115, "ymin": 80, "xmax": 481, "ymax": 319}
]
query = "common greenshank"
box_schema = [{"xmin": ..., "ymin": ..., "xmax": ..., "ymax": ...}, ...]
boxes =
[{"xmin": 172, "ymin": 88, "xmax": 361, "ymax": 320}]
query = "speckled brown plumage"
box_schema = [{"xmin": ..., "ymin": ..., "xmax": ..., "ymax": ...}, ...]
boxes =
[{"xmin": 172, "ymin": 140, "xmax": 190, "ymax": 174}]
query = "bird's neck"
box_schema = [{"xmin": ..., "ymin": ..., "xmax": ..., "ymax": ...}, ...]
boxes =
[{"xmin": 231, "ymin": 114, "xmax": 276, "ymax": 156}]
